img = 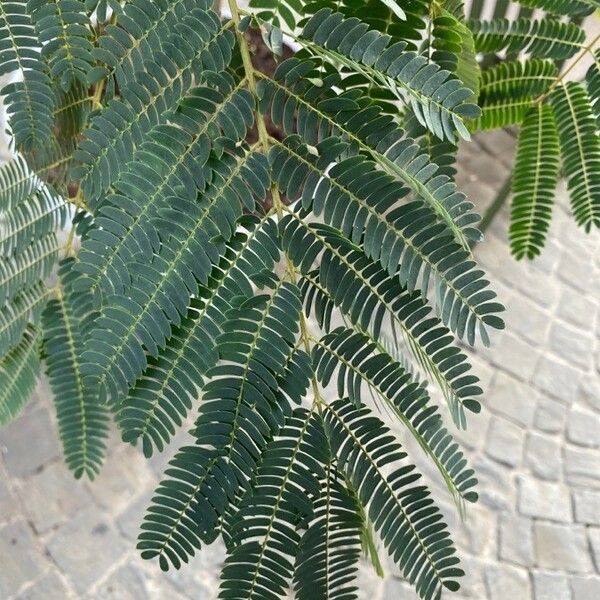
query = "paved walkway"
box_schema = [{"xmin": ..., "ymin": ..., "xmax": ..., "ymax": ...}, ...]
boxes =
[{"xmin": 1, "ymin": 129, "xmax": 599, "ymax": 599}]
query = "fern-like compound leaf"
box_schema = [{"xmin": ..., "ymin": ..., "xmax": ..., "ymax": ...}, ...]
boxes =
[
  {"xmin": 550, "ymin": 83, "xmax": 600, "ymax": 231},
  {"xmin": 301, "ymin": 9, "xmax": 480, "ymax": 142},
  {"xmin": 324, "ymin": 400, "xmax": 462, "ymax": 600},
  {"xmin": 42, "ymin": 259, "xmax": 109, "ymax": 479},
  {"xmin": 469, "ymin": 18, "xmax": 585, "ymax": 60},
  {"xmin": 0, "ymin": 0, "xmax": 55, "ymax": 150},
  {"xmin": 510, "ymin": 104, "xmax": 560, "ymax": 260},
  {"xmin": 0, "ymin": 325, "xmax": 39, "ymax": 425}
]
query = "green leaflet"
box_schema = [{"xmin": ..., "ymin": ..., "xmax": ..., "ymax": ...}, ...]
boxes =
[
  {"xmin": 510, "ymin": 104, "xmax": 560, "ymax": 260},
  {"xmin": 550, "ymin": 83, "xmax": 600, "ymax": 232},
  {"xmin": 0, "ymin": 325, "xmax": 40, "ymax": 425},
  {"xmin": 42, "ymin": 258, "xmax": 109, "ymax": 479}
]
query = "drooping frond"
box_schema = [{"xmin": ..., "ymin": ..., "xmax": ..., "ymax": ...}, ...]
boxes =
[
  {"xmin": 28, "ymin": 0, "xmax": 96, "ymax": 90},
  {"xmin": 300, "ymin": 9, "xmax": 481, "ymax": 142},
  {"xmin": 75, "ymin": 74, "xmax": 256, "ymax": 303},
  {"xmin": 324, "ymin": 400, "xmax": 462, "ymax": 600},
  {"xmin": 42, "ymin": 258, "xmax": 109, "ymax": 479},
  {"xmin": 293, "ymin": 463, "xmax": 363, "ymax": 600},
  {"xmin": 0, "ymin": 325, "xmax": 39, "ymax": 425},
  {"xmin": 0, "ymin": 154, "xmax": 41, "ymax": 211},
  {"xmin": 515, "ymin": 0, "xmax": 594, "ymax": 16},
  {"xmin": 468, "ymin": 18, "xmax": 585, "ymax": 60},
  {"xmin": 272, "ymin": 139, "xmax": 504, "ymax": 345},
  {"xmin": 0, "ymin": 282, "xmax": 49, "ymax": 357},
  {"xmin": 479, "ymin": 59, "xmax": 557, "ymax": 103},
  {"xmin": 550, "ymin": 83, "xmax": 600, "ymax": 231},
  {"xmin": 510, "ymin": 104, "xmax": 560, "ymax": 260},
  {"xmin": 586, "ymin": 50, "xmax": 600, "ymax": 126},
  {"xmin": 220, "ymin": 408, "xmax": 328, "ymax": 600},
  {"xmin": 0, "ymin": 0, "xmax": 55, "ymax": 150},
  {"xmin": 73, "ymin": 9, "xmax": 235, "ymax": 205},
  {"xmin": 93, "ymin": 0, "xmax": 212, "ymax": 91},
  {"xmin": 313, "ymin": 327, "xmax": 478, "ymax": 504},
  {"xmin": 117, "ymin": 216, "xmax": 279, "ymax": 457},
  {"xmin": 281, "ymin": 217, "xmax": 484, "ymax": 424},
  {"xmin": 258, "ymin": 56, "xmax": 482, "ymax": 246},
  {"xmin": 473, "ymin": 97, "xmax": 533, "ymax": 130},
  {"xmin": 80, "ymin": 147, "xmax": 269, "ymax": 406}
]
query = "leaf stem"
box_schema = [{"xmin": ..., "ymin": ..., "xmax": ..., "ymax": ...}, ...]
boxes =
[{"xmin": 227, "ymin": 0, "xmax": 324, "ymax": 410}]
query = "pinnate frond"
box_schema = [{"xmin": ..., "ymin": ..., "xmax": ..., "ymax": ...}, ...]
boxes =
[{"xmin": 510, "ymin": 104, "xmax": 560, "ymax": 260}]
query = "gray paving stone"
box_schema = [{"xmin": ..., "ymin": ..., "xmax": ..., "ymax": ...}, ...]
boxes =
[
  {"xmin": 491, "ymin": 332, "xmax": 539, "ymax": 382},
  {"xmin": 518, "ymin": 477, "xmax": 572, "ymax": 522},
  {"xmin": 532, "ymin": 571, "xmax": 571, "ymax": 600},
  {"xmin": 485, "ymin": 416, "xmax": 524, "ymax": 467},
  {"xmin": 534, "ymin": 522, "xmax": 592, "ymax": 573},
  {"xmin": 0, "ymin": 467, "xmax": 19, "ymax": 521},
  {"xmin": 567, "ymin": 407, "xmax": 600, "ymax": 448},
  {"xmin": 504, "ymin": 293, "xmax": 549, "ymax": 346},
  {"xmin": 86, "ymin": 446, "xmax": 155, "ymax": 512},
  {"xmin": 0, "ymin": 521, "xmax": 47, "ymax": 598},
  {"xmin": 571, "ymin": 576, "xmax": 600, "ymax": 600},
  {"xmin": 17, "ymin": 461, "xmax": 93, "ymax": 534},
  {"xmin": 565, "ymin": 446, "xmax": 600, "ymax": 488},
  {"xmin": 578, "ymin": 377, "xmax": 600, "ymax": 413},
  {"xmin": 573, "ymin": 490, "xmax": 600, "ymax": 525},
  {"xmin": 46, "ymin": 508, "xmax": 128, "ymax": 594},
  {"xmin": 487, "ymin": 371, "xmax": 537, "ymax": 427},
  {"xmin": 535, "ymin": 398, "xmax": 567, "ymax": 434},
  {"xmin": 472, "ymin": 456, "xmax": 513, "ymax": 511},
  {"xmin": 499, "ymin": 514, "xmax": 533, "ymax": 567},
  {"xmin": 549, "ymin": 322, "xmax": 594, "ymax": 369},
  {"xmin": 557, "ymin": 288, "xmax": 597, "ymax": 330},
  {"xmin": 589, "ymin": 528, "xmax": 600, "ymax": 572},
  {"xmin": 485, "ymin": 564, "xmax": 530, "ymax": 600},
  {"xmin": 525, "ymin": 432, "xmax": 562, "ymax": 481},
  {"xmin": 15, "ymin": 571, "xmax": 75, "ymax": 600},
  {"xmin": 533, "ymin": 357, "xmax": 581, "ymax": 405},
  {"xmin": 0, "ymin": 408, "xmax": 60, "ymax": 478}
]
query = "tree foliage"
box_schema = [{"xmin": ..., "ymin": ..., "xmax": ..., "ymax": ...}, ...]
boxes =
[{"xmin": 0, "ymin": 0, "xmax": 596, "ymax": 597}]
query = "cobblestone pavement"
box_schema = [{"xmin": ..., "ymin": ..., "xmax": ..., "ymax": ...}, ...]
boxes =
[{"xmin": 1, "ymin": 127, "xmax": 599, "ymax": 599}]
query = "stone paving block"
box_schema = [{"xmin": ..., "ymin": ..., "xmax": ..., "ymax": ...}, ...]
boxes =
[
  {"xmin": 472, "ymin": 456, "xmax": 513, "ymax": 511},
  {"xmin": 557, "ymin": 288, "xmax": 597, "ymax": 330},
  {"xmin": 525, "ymin": 431, "xmax": 562, "ymax": 481},
  {"xmin": 549, "ymin": 322, "xmax": 594, "ymax": 370},
  {"xmin": 567, "ymin": 407, "xmax": 600, "ymax": 448},
  {"xmin": 573, "ymin": 489, "xmax": 600, "ymax": 525},
  {"xmin": 485, "ymin": 564, "xmax": 530, "ymax": 600},
  {"xmin": 16, "ymin": 571, "xmax": 75, "ymax": 600},
  {"xmin": 589, "ymin": 528, "xmax": 600, "ymax": 572},
  {"xmin": 533, "ymin": 357, "xmax": 581, "ymax": 404},
  {"xmin": 558, "ymin": 250, "xmax": 595, "ymax": 293},
  {"xmin": 578, "ymin": 378, "xmax": 600, "ymax": 413},
  {"xmin": 517, "ymin": 267, "xmax": 559, "ymax": 309},
  {"xmin": 491, "ymin": 333, "xmax": 539, "ymax": 382},
  {"xmin": 0, "ymin": 521, "xmax": 47, "ymax": 598},
  {"xmin": 534, "ymin": 522, "xmax": 592, "ymax": 573},
  {"xmin": 532, "ymin": 571, "xmax": 571, "ymax": 600},
  {"xmin": 499, "ymin": 513, "xmax": 533, "ymax": 567},
  {"xmin": 505, "ymin": 293, "xmax": 549, "ymax": 346},
  {"xmin": 518, "ymin": 477, "xmax": 572, "ymax": 522},
  {"xmin": 534, "ymin": 397, "xmax": 568, "ymax": 434},
  {"xmin": 46, "ymin": 508, "xmax": 128, "ymax": 594},
  {"xmin": 486, "ymin": 416, "xmax": 524, "ymax": 467},
  {"xmin": 86, "ymin": 446, "xmax": 155, "ymax": 512},
  {"xmin": 0, "ymin": 408, "xmax": 60, "ymax": 478},
  {"xmin": 571, "ymin": 576, "xmax": 600, "ymax": 600},
  {"xmin": 487, "ymin": 371, "xmax": 537, "ymax": 427},
  {"xmin": 0, "ymin": 467, "xmax": 19, "ymax": 522},
  {"xmin": 17, "ymin": 461, "xmax": 93, "ymax": 534},
  {"xmin": 565, "ymin": 446, "xmax": 600, "ymax": 488},
  {"xmin": 115, "ymin": 491, "xmax": 154, "ymax": 542}
]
